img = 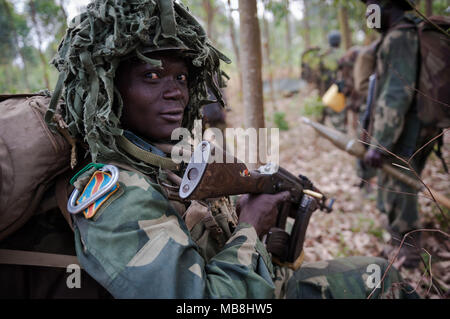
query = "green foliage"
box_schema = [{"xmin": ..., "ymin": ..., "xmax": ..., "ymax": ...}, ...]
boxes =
[
  {"xmin": 266, "ymin": 1, "xmax": 289, "ymax": 27},
  {"xmin": 0, "ymin": 1, "xmax": 17, "ymax": 64},
  {"xmin": 434, "ymin": 206, "xmax": 449, "ymax": 231},
  {"xmin": 351, "ymin": 216, "xmax": 383, "ymax": 239},
  {"xmin": 301, "ymin": 93, "xmax": 326, "ymax": 119},
  {"xmin": 337, "ymin": 233, "xmax": 351, "ymax": 257},
  {"xmin": 273, "ymin": 111, "xmax": 289, "ymax": 131},
  {"xmin": 26, "ymin": 0, "xmax": 64, "ymax": 34},
  {"xmin": 0, "ymin": 0, "xmax": 65, "ymax": 93},
  {"xmin": 5, "ymin": 0, "xmax": 447, "ymax": 96}
]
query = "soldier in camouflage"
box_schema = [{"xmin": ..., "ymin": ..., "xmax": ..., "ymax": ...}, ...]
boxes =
[
  {"xmin": 360, "ymin": 0, "xmax": 439, "ymax": 268},
  {"xmin": 336, "ymin": 45, "xmax": 363, "ymax": 132},
  {"xmin": 300, "ymin": 47, "xmax": 322, "ymax": 93},
  {"xmin": 353, "ymin": 38, "xmax": 381, "ymax": 189},
  {"xmin": 300, "ymin": 31, "xmax": 346, "ymax": 131},
  {"xmin": 320, "ymin": 31, "xmax": 348, "ymax": 133},
  {"xmin": 38, "ymin": 0, "xmax": 418, "ymax": 299}
]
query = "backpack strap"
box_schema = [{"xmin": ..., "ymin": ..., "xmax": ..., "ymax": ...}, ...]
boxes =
[
  {"xmin": 391, "ymin": 23, "xmax": 417, "ymax": 30},
  {"xmin": 55, "ymin": 172, "xmax": 75, "ymax": 231},
  {"xmin": 116, "ymin": 135, "xmax": 180, "ymax": 171},
  {"xmin": 0, "ymin": 249, "xmax": 80, "ymax": 269}
]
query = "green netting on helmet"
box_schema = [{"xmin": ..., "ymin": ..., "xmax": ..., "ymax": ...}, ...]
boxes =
[{"xmin": 46, "ymin": 0, "xmax": 230, "ymax": 175}]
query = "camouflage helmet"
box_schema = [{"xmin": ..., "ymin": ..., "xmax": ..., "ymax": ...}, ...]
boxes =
[
  {"xmin": 46, "ymin": 0, "xmax": 230, "ymax": 174},
  {"xmin": 327, "ymin": 30, "xmax": 342, "ymax": 48}
]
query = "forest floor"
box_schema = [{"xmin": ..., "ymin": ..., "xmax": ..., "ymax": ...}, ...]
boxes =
[{"xmin": 222, "ymin": 75, "xmax": 450, "ymax": 299}]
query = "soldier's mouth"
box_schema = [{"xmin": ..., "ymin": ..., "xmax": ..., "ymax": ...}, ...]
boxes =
[{"xmin": 159, "ymin": 109, "xmax": 184, "ymax": 122}]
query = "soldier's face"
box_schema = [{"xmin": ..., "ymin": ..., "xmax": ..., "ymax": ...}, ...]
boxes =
[{"xmin": 116, "ymin": 52, "xmax": 190, "ymax": 142}]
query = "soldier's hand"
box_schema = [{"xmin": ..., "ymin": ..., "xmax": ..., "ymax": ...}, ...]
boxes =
[
  {"xmin": 236, "ymin": 191, "xmax": 290, "ymax": 237},
  {"xmin": 364, "ymin": 148, "xmax": 383, "ymax": 168}
]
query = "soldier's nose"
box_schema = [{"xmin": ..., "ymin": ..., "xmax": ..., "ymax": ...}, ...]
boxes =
[{"xmin": 163, "ymin": 80, "xmax": 184, "ymax": 100}]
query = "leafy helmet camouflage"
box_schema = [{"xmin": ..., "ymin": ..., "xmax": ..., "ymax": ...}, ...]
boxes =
[
  {"xmin": 327, "ymin": 30, "xmax": 341, "ymax": 48},
  {"xmin": 46, "ymin": 0, "xmax": 231, "ymax": 174}
]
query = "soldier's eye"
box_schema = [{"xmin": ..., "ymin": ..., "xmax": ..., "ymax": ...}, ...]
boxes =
[
  {"xmin": 145, "ymin": 72, "xmax": 160, "ymax": 80},
  {"xmin": 177, "ymin": 74, "xmax": 188, "ymax": 82}
]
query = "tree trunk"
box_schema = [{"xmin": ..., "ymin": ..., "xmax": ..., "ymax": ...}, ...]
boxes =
[
  {"xmin": 58, "ymin": 0, "xmax": 68, "ymax": 37},
  {"xmin": 29, "ymin": 0, "xmax": 50, "ymax": 89},
  {"xmin": 202, "ymin": 0, "xmax": 215, "ymax": 40},
  {"xmin": 262, "ymin": 5, "xmax": 276, "ymax": 111},
  {"xmin": 338, "ymin": 5, "xmax": 352, "ymax": 50},
  {"xmin": 238, "ymin": 0, "xmax": 265, "ymax": 167},
  {"xmin": 319, "ymin": 6, "xmax": 326, "ymax": 43},
  {"xmin": 302, "ymin": 0, "xmax": 311, "ymax": 48},
  {"xmin": 2, "ymin": 0, "xmax": 31, "ymax": 91},
  {"xmin": 285, "ymin": 0, "xmax": 292, "ymax": 74},
  {"xmin": 227, "ymin": 1, "xmax": 240, "ymax": 68},
  {"xmin": 425, "ymin": 0, "xmax": 433, "ymax": 17},
  {"xmin": 227, "ymin": 0, "xmax": 242, "ymax": 96}
]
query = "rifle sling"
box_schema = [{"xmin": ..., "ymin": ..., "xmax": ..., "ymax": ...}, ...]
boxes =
[{"xmin": 116, "ymin": 135, "xmax": 180, "ymax": 171}]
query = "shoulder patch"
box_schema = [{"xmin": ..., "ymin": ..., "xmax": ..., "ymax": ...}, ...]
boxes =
[{"xmin": 77, "ymin": 170, "xmax": 119, "ymax": 219}]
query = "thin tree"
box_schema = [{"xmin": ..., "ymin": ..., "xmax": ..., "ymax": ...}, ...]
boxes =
[
  {"xmin": 262, "ymin": 0, "xmax": 276, "ymax": 111},
  {"xmin": 238, "ymin": 0, "xmax": 266, "ymax": 167},
  {"xmin": 201, "ymin": 0, "xmax": 216, "ymax": 40},
  {"xmin": 425, "ymin": 0, "xmax": 433, "ymax": 16},
  {"xmin": 302, "ymin": 0, "xmax": 311, "ymax": 49},
  {"xmin": 338, "ymin": 4, "xmax": 352, "ymax": 50},
  {"xmin": 285, "ymin": 0, "xmax": 292, "ymax": 74},
  {"xmin": 226, "ymin": 0, "xmax": 242, "ymax": 96},
  {"xmin": 1, "ymin": 0, "xmax": 31, "ymax": 91},
  {"xmin": 28, "ymin": 0, "xmax": 50, "ymax": 89}
]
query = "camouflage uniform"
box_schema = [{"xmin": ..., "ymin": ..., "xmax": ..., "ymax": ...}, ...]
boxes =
[
  {"xmin": 354, "ymin": 40, "xmax": 381, "ymax": 184},
  {"xmin": 300, "ymin": 46, "xmax": 346, "ymax": 131},
  {"xmin": 370, "ymin": 14, "xmax": 438, "ymax": 235},
  {"xmin": 69, "ymin": 160, "xmax": 418, "ymax": 299},
  {"xmin": 336, "ymin": 46, "xmax": 364, "ymax": 135},
  {"xmin": 319, "ymin": 48, "xmax": 342, "ymax": 95},
  {"xmin": 321, "ymin": 47, "xmax": 347, "ymax": 133},
  {"xmin": 300, "ymin": 47, "xmax": 322, "ymax": 90},
  {"xmin": 300, "ymin": 46, "xmax": 341, "ymax": 96},
  {"xmin": 71, "ymin": 165, "xmax": 274, "ymax": 298}
]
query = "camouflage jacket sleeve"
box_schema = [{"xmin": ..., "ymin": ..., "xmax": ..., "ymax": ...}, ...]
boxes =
[
  {"xmin": 370, "ymin": 25, "xmax": 419, "ymax": 152},
  {"xmin": 72, "ymin": 168, "xmax": 275, "ymax": 299}
]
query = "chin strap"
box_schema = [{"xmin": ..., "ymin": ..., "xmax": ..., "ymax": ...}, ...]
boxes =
[{"xmin": 116, "ymin": 132, "xmax": 180, "ymax": 171}]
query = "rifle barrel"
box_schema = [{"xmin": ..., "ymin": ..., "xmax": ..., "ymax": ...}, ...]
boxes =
[{"xmin": 302, "ymin": 117, "xmax": 450, "ymax": 210}]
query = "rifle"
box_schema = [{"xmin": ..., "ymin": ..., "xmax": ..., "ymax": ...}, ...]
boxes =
[
  {"xmin": 302, "ymin": 117, "xmax": 450, "ymax": 210},
  {"xmin": 179, "ymin": 141, "xmax": 334, "ymax": 270},
  {"xmin": 361, "ymin": 73, "xmax": 377, "ymax": 146}
]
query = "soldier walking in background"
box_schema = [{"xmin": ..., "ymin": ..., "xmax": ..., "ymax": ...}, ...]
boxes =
[{"xmin": 360, "ymin": 0, "xmax": 446, "ymax": 268}]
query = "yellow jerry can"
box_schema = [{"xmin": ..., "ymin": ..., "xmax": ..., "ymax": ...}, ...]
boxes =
[{"xmin": 322, "ymin": 84, "xmax": 346, "ymax": 113}]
